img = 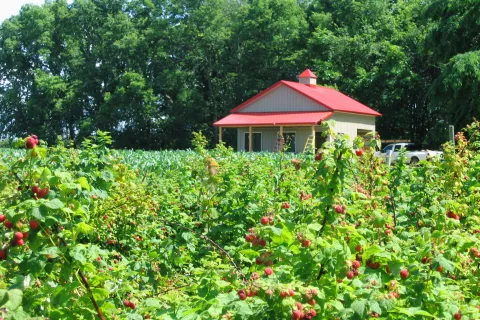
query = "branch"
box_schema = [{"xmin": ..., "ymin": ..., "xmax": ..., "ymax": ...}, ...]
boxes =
[
  {"xmin": 316, "ymin": 151, "xmax": 343, "ymax": 279},
  {"xmin": 78, "ymin": 270, "xmax": 106, "ymax": 320},
  {"xmin": 59, "ymin": 237, "xmax": 105, "ymax": 320},
  {"xmin": 163, "ymin": 219, "xmax": 247, "ymax": 282},
  {"xmin": 389, "ymin": 193, "xmax": 397, "ymax": 228},
  {"xmin": 316, "ymin": 264, "xmax": 325, "ymax": 280},
  {"xmin": 12, "ymin": 171, "xmax": 23, "ymax": 185}
]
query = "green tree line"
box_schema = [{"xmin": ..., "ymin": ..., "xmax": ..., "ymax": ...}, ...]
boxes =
[{"xmin": 0, "ymin": 0, "xmax": 479, "ymax": 149}]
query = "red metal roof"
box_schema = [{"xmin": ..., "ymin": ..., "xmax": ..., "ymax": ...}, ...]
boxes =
[
  {"xmin": 298, "ymin": 69, "xmax": 317, "ymax": 78},
  {"xmin": 281, "ymin": 81, "xmax": 382, "ymax": 116},
  {"xmin": 213, "ymin": 112, "xmax": 333, "ymax": 127},
  {"xmin": 230, "ymin": 80, "xmax": 381, "ymax": 117}
]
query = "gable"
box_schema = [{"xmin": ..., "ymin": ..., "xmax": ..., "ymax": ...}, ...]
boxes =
[{"xmin": 237, "ymin": 85, "xmax": 330, "ymax": 113}]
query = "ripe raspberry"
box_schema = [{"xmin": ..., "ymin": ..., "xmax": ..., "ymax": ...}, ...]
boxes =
[
  {"xmin": 302, "ymin": 239, "xmax": 312, "ymax": 248},
  {"xmin": 260, "ymin": 216, "xmax": 270, "ymax": 225},
  {"xmin": 30, "ymin": 220, "xmax": 39, "ymax": 230},
  {"xmin": 264, "ymin": 267, "xmax": 273, "ymax": 276},
  {"xmin": 238, "ymin": 290, "xmax": 247, "ymax": 300},
  {"xmin": 292, "ymin": 310, "xmax": 303, "ymax": 320}
]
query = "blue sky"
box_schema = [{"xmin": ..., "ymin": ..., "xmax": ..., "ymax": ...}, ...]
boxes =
[{"xmin": 0, "ymin": 0, "xmax": 46, "ymax": 22}]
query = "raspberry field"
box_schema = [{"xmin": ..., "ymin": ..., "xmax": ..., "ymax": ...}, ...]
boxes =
[{"xmin": 1, "ymin": 122, "xmax": 480, "ymax": 320}]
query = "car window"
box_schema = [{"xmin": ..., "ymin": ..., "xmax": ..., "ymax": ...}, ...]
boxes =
[
  {"xmin": 394, "ymin": 145, "xmax": 403, "ymax": 151},
  {"xmin": 383, "ymin": 145, "xmax": 393, "ymax": 153},
  {"xmin": 406, "ymin": 144, "xmax": 418, "ymax": 151}
]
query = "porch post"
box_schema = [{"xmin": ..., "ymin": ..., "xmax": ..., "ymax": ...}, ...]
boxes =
[
  {"xmin": 279, "ymin": 125, "xmax": 284, "ymax": 151},
  {"xmin": 248, "ymin": 126, "xmax": 253, "ymax": 152},
  {"xmin": 311, "ymin": 125, "xmax": 316, "ymax": 153},
  {"xmin": 219, "ymin": 126, "xmax": 223, "ymax": 143}
]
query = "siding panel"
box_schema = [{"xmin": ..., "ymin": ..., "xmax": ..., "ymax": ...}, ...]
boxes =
[
  {"xmin": 239, "ymin": 85, "xmax": 329, "ymax": 113},
  {"xmin": 328, "ymin": 113, "xmax": 376, "ymax": 141}
]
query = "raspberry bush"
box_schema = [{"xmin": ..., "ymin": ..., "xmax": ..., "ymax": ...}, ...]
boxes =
[{"xmin": 0, "ymin": 121, "xmax": 479, "ymax": 319}]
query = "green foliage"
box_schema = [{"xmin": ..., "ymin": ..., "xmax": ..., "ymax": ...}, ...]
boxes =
[{"xmin": 0, "ymin": 125, "xmax": 480, "ymax": 319}]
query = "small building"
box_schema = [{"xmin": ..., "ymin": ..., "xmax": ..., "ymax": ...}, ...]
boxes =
[{"xmin": 214, "ymin": 69, "xmax": 381, "ymax": 152}]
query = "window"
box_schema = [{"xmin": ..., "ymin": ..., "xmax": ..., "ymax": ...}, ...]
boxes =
[
  {"xmin": 281, "ymin": 132, "xmax": 296, "ymax": 152},
  {"xmin": 357, "ymin": 129, "xmax": 371, "ymax": 138},
  {"xmin": 244, "ymin": 132, "xmax": 262, "ymax": 152},
  {"xmin": 406, "ymin": 143, "xmax": 421, "ymax": 151},
  {"xmin": 383, "ymin": 145, "xmax": 393, "ymax": 153},
  {"xmin": 394, "ymin": 145, "xmax": 403, "ymax": 152}
]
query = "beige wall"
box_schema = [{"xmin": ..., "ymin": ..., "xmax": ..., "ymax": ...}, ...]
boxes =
[
  {"xmin": 239, "ymin": 85, "xmax": 329, "ymax": 113},
  {"xmin": 328, "ymin": 112, "xmax": 376, "ymax": 141},
  {"xmin": 235, "ymin": 113, "xmax": 376, "ymax": 152}
]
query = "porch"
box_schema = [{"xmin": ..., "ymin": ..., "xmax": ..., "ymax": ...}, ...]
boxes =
[{"xmin": 218, "ymin": 125, "xmax": 327, "ymax": 153}]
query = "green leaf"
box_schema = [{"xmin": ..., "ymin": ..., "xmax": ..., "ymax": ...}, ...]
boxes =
[
  {"xmin": 101, "ymin": 170, "xmax": 114, "ymax": 181},
  {"xmin": 372, "ymin": 212, "xmax": 385, "ymax": 227},
  {"xmin": 392, "ymin": 307, "xmax": 435, "ymax": 318},
  {"xmin": 239, "ymin": 249, "xmax": 259, "ymax": 259},
  {"xmin": 55, "ymin": 171, "xmax": 73, "ymax": 181},
  {"xmin": 70, "ymin": 245, "xmax": 87, "ymax": 265},
  {"xmin": 40, "ymin": 247, "xmax": 61, "ymax": 259},
  {"xmin": 44, "ymin": 199, "xmax": 64, "ymax": 210},
  {"xmin": 144, "ymin": 298, "xmax": 162, "ymax": 308},
  {"xmin": 75, "ymin": 222, "xmax": 94, "ymax": 236},
  {"xmin": 40, "ymin": 167, "xmax": 52, "ymax": 181},
  {"xmin": 363, "ymin": 245, "xmax": 382, "ymax": 261},
  {"xmin": 92, "ymin": 288, "xmax": 110, "ymax": 301},
  {"xmin": 77, "ymin": 177, "xmax": 91, "ymax": 191},
  {"xmin": 328, "ymin": 300, "xmax": 344, "ymax": 311},
  {"xmin": 369, "ymin": 301, "xmax": 382, "ymax": 315},
  {"xmin": 388, "ymin": 260, "xmax": 403, "ymax": 277},
  {"xmin": 351, "ymin": 299, "xmax": 366, "ymax": 317},
  {"xmin": 308, "ymin": 223, "xmax": 323, "ymax": 231},
  {"xmin": 0, "ymin": 289, "xmax": 8, "ymax": 306},
  {"xmin": 433, "ymin": 256, "xmax": 455, "ymax": 272},
  {"xmin": 4, "ymin": 289, "xmax": 23, "ymax": 311},
  {"xmin": 234, "ymin": 301, "xmax": 253, "ymax": 315},
  {"xmin": 413, "ymin": 310, "xmax": 435, "ymax": 317},
  {"xmin": 181, "ymin": 232, "xmax": 194, "ymax": 242},
  {"xmin": 49, "ymin": 176, "xmax": 61, "ymax": 186},
  {"xmin": 30, "ymin": 206, "xmax": 45, "ymax": 221}
]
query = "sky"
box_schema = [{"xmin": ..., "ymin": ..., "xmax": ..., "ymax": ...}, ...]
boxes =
[{"xmin": 0, "ymin": 0, "xmax": 46, "ymax": 22}]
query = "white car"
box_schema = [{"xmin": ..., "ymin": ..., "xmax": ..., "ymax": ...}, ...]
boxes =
[{"xmin": 376, "ymin": 143, "xmax": 443, "ymax": 164}]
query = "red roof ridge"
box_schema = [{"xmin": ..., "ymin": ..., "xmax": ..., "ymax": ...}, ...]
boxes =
[
  {"xmin": 238, "ymin": 111, "xmax": 332, "ymax": 115},
  {"xmin": 298, "ymin": 69, "xmax": 317, "ymax": 78}
]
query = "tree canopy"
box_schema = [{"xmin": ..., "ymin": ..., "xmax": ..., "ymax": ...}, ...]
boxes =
[{"xmin": 0, "ymin": 0, "xmax": 479, "ymax": 149}]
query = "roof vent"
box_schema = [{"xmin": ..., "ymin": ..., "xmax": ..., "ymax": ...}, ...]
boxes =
[{"xmin": 298, "ymin": 69, "xmax": 317, "ymax": 87}]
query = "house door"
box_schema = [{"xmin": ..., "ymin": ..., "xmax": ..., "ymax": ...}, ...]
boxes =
[
  {"xmin": 282, "ymin": 132, "xmax": 296, "ymax": 152},
  {"xmin": 244, "ymin": 132, "xmax": 262, "ymax": 152},
  {"xmin": 315, "ymin": 132, "xmax": 327, "ymax": 150}
]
